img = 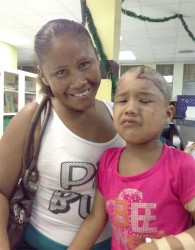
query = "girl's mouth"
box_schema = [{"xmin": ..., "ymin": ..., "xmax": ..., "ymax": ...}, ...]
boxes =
[{"xmin": 121, "ymin": 118, "xmax": 140, "ymax": 127}]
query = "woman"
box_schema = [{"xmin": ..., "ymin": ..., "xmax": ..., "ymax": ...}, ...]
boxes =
[{"xmin": 0, "ymin": 19, "xmax": 125, "ymax": 249}]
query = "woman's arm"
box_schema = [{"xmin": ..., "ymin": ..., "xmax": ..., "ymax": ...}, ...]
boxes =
[
  {"xmin": 0, "ymin": 193, "xmax": 10, "ymax": 250},
  {"xmin": 0, "ymin": 101, "xmax": 38, "ymax": 249},
  {"xmin": 68, "ymin": 190, "xmax": 108, "ymax": 250}
]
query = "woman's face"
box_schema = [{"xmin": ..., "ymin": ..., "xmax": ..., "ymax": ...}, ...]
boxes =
[
  {"xmin": 38, "ymin": 34, "xmax": 101, "ymax": 111},
  {"xmin": 113, "ymin": 71, "xmax": 174, "ymax": 145}
]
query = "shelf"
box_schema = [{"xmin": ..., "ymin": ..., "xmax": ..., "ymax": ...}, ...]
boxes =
[
  {"xmin": 3, "ymin": 116, "xmax": 13, "ymax": 132},
  {"xmin": 0, "ymin": 68, "xmax": 38, "ymax": 137},
  {"xmin": 3, "ymin": 112, "xmax": 17, "ymax": 116}
]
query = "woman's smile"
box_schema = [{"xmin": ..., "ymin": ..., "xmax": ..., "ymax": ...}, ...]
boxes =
[{"xmin": 70, "ymin": 89, "xmax": 90, "ymax": 97}]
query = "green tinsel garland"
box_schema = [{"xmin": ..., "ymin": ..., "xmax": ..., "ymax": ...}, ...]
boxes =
[
  {"xmin": 83, "ymin": 1, "xmax": 195, "ymax": 100},
  {"xmin": 121, "ymin": 2, "xmax": 195, "ymax": 42},
  {"xmin": 83, "ymin": 4, "xmax": 117, "ymax": 99}
]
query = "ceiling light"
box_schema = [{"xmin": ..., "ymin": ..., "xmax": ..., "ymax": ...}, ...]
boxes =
[
  {"xmin": 178, "ymin": 50, "xmax": 194, "ymax": 54},
  {"xmin": 119, "ymin": 51, "xmax": 136, "ymax": 61}
]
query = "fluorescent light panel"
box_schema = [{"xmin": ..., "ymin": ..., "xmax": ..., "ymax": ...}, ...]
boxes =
[{"xmin": 119, "ymin": 50, "xmax": 136, "ymax": 61}]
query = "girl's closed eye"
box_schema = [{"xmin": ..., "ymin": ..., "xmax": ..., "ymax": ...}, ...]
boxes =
[
  {"xmin": 139, "ymin": 99, "xmax": 152, "ymax": 104},
  {"xmin": 119, "ymin": 99, "xmax": 127, "ymax": 103},
  {"xmin": 115, "ymin": 98, "xmax": 128, "ymax": 104}
]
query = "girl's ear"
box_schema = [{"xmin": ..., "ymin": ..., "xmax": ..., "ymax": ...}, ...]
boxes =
[
  {"xmin": 166, "ymin": 104, "xmax": 175, "ymax": 123},
  {"xmin": 37, "ymin": 65, "xmax": 49, "ymax": 86}
]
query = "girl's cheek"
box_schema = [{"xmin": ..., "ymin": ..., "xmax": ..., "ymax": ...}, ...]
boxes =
[
  {"xmin": 142, "ymin": 107, "xmax": 156, "ymax": 116},
  {"xmin": 143, "ymin": 105, "xmax": 162, "ymax": 116}
]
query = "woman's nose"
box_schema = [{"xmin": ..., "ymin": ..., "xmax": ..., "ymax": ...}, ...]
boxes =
[{"xmin": 71, "ymin": 71, "xmax": 87, "ymax": 88}]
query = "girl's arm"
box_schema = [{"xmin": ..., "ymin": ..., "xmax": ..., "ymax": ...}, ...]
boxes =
[
  {"xmin": 68, "ymin": 190, "xmax": 108, "ymax": 250},
  {"xmin": 135, "ymin": 203, "xmax": 195, "ymax": 250}
]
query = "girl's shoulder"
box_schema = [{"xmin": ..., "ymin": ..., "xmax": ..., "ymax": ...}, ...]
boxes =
[
  {"xmin": 101, "ymin": 147, "xmax": 124, "ymax": 162},
  {"xmin": 164, "ymin": 144, "xmax": 195, "ymax": 165}
]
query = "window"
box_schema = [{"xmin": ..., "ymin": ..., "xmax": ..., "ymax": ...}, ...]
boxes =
[
  {"xmin": 156, "ymin": 64, "xmax": 174, "ymax": 97},
  {"xmin": 120, "ymin": 65, "xmax": 142, "ymax": 76},
  {"xmin": 183, "ymin": 64, "xmax": 195, "ymax": 95},
  {"xmin": 183, "ymin": 64, "xmax": 195, "ymax": 81}
]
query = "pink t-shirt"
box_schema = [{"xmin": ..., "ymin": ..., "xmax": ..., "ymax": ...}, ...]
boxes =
[{"xmin": 98, "ymin": 145, "xmax": 195, "ymax": 250}]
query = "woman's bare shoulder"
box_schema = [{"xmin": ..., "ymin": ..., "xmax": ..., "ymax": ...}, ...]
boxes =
[
  {"xmin": 0, "ymin": 101, "xmax": 39, "ymax": 197},
  {"xmin": 3, "ymin": 101, "xmax": 39, "ymax": 136}
]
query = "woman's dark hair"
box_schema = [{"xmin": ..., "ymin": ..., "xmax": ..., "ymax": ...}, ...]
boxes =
[{"xmin": 34, "ymin": 19, "xmax": 94, "ymax": 96}]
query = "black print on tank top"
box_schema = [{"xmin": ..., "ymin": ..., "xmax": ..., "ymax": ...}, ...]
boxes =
[{"xmin": 49, "ymin": 162, "xmax": 96, "ymax": 219}]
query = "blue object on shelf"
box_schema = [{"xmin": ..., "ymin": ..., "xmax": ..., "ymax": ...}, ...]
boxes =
[{"xmin": 176, "ymin": 95, "xmax": 195, "ymax": 117}]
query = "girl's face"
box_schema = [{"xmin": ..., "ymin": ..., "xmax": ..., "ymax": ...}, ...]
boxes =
[
  {"xmin": 38, "ymin": 34, "xmax": 101, "ymax": 111},
  {"xmin": 114, "ymin": 71, "xmax": 174, "ymax": 145}
]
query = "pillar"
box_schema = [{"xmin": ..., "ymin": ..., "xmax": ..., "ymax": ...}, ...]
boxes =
[
  {"xmin": 85, "ymin": 0, "xmax": 122, "ymax": 101},
  {"xmin": 172, "ymin": 63, "xmax": 184, "ymax": 100},
  {"xmin": 0, "ymin": 41, "xmax": 17, "ymax": 69}
]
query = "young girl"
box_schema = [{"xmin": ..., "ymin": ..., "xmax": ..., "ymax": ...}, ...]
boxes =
[{"xmin": 68, "ymin": 66, "xmax": 195, "ymax": 250}]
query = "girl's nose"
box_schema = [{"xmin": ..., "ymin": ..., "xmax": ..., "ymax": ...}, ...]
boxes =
[{"xmin": 125, "ymin": 100, "xmax": 138, "ymax": 115}]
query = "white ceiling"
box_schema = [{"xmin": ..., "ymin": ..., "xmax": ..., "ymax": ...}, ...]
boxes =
[
  {"xmin": 120, "ymin": 0, "xmax": 195, "ymax": 65},
  {"xmin": 0, "ymin": 0, "xmax": 195, "ymax": 67}
]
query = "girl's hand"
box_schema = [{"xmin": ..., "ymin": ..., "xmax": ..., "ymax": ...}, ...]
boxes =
[{"xmin": 134, "ymin": 241, "xmax": 158, "ymax": 250}]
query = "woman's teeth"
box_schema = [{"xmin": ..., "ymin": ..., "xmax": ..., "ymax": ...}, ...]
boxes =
[{"xmin": 74, "ymin": 90, "xmax": 89, "ymax": 97}]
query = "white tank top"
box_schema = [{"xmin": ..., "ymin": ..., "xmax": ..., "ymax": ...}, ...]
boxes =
[{"xmin": 29, "ymin": 101, "xmax": 125, "ymax": 246}]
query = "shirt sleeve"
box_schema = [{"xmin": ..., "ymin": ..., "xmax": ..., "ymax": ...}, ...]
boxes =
[
  {"xmin": 97, "ymin": 149, "xmax": 109, "ymax": 195},
  {"xmin": 102, "ymin": 101, "xmax": 114, "ymax": 117},
  {"xmin": 179, "ymin": 153, "xmax": 195, "ymax": 205}
]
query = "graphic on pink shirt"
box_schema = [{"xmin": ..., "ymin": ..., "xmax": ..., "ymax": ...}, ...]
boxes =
[
  {"xmin": 99, "ymin": 146, "xmax": 195, "ymax": 249},
  {"xmin": 106, "ymin": 188, "xmax": 158, "ymax": 249}
]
